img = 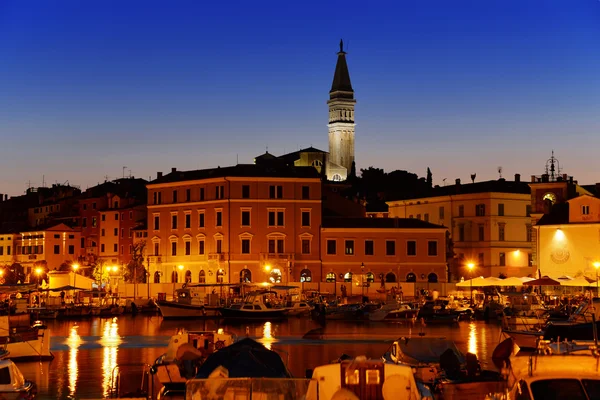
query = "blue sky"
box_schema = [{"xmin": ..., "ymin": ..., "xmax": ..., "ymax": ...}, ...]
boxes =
[{"xmin": 1, "ymin": 0, "xmax": 600, "ymax": 195}]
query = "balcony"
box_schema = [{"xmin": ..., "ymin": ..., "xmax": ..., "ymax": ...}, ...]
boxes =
[
  {"xmin": 148, "ymin": 256, "xmax": 162, "ymax": 263},
  {"xmin": 28, "ymin": 255, "xmax": 37, "ymax": 260},
  {"xmin": 260, "ymin": 253, "xmax": 294, "ymax": 261},
  {"xmin": 208, "ymin": 253, "xmax": 229, "ymax": 262}
]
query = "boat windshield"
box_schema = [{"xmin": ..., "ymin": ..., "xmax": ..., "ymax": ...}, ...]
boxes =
[{"xmin": 528, "ymin": 378, "xmax": 600, "ymax": 400}]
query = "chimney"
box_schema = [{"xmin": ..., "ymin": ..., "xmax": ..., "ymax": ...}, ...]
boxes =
[
  {"xmin": 157, "ymin": 172, "xmax": 163, "ymax": 179},
  {"xmin": 514, "ymin": 174, "xmax": 520, "ymax": 183},
  {"xmin": 171, "ymin": 167, "xmax": 177, "ymax": 173},
  {"xmin": 455, "ymin": 178, "xmax": 461, "ymax": 185},
  {"xmin": 0, "ymin": 194, "xmax": 3, "ymax": 202}
]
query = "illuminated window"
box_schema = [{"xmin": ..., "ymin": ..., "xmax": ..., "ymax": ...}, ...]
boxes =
[
  {"xmin": 345, "ymin": 369, "xmax": 360, "ymax": 385},
  {"xmin": 366, "ymin": 370, "xmax": 380, "ymax": 385},
  {"xmin": 344, "ymin": 272, "xmax": 353, "ymax": 282},
  {"xmin": 326, "ymin": 272, "xmax": 336, "ymax": 282}
]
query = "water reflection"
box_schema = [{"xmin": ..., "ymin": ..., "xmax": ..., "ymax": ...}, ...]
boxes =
[
  {"xmin": 66, "ymin": 325, "xmax": 81, "ymax": 397},
  {"xmin": 468, "ymin": 322, "xmax": 477, "ymax": 355},
  {"xmin": 101, "ymin": 318, "xmax": 122, "ymax": 397},
  {"xmin": 262, "ymin": 321, "xmax": 275, "ymax": 350}
]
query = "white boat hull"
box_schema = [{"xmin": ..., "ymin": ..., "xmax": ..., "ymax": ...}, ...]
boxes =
[{"xmin": 4, "ymin": 329, "xmax": 53, "ymax": 361}]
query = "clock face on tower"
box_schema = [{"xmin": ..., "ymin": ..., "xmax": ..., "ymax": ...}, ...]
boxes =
[{"xmin": 542, "ymin": 192, "xmax": 557, "ymax": 204}]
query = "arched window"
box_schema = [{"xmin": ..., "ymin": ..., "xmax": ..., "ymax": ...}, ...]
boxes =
[
  {"xmin": 240, "ymin": 268, "xmax": 252, "ymax": 283},
  {"xmin": 300, "ymin": 269, "xmax": 312, "ymax": 283},
  {"xmin": 326, "ymin": 272, "xmax": 336, "ymax": 282},
  {"xmin": 332, "ymin": 174, "xmax": 343, "ymax": 182},
  {"xmin": 428, "ymin": 273, "xmax": 438, "ymax": 283},
  {"xmin": 185, "ymin": 270, "xmax": 192, "ymax": 283},
  {"xmin": 311, "ymin": 160, "xmax": 323, "ymax": 167},
  {"xmin": 216, "ymin": 269, "xmax": 225, "ymax": 284},
  {"xmin": 171, "ymin": 270, "xmax": 178, "ymax": 283},
  {"xmin": 343, "ymin": 272, "xmax": 353, "ymax": 282},
  {"xmin": 154, "ymin": 271, "xmax": 161, "ymax": 283},
  {"xmin": 366, "ymin": 272, "xmax": 374, "ymax": 283},
  {"xmin": 385, "ymin": 272, "xmax": 396, "ymax": 283},
  {"xmin": 406, "ymin": 272, "xmax": 416, "ymax": 282},
  {"xmin": 198, "ymin": 270, "xmax": 206, "ymax": 284},
  {"xmin": 269, "ymin": 269, "xmax": 282, "ymax": 283}
]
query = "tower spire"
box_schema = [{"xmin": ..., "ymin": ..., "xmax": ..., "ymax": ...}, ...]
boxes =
[{"xmin": 330, "ymin": 40, "xmax": 353, "ymax": 99}]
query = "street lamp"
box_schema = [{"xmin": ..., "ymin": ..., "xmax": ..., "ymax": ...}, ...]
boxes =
[
  {"xmin": 35, "ymin": 268, "xmax": 43, "ymax": 286},
  {"xmin": 467, "ymin": 262, "xmax": 475, "ymax": 306},
  {"xmin": 360, "ymin": 262, "xmax": 365, "ymax": 299},
  {"xmin": 72, "ymin": 263, "xmax": 80, "ymax": 304},
  {"xmin": 594, "ymin": 262, "xmax": 600, "ymax": 298}
]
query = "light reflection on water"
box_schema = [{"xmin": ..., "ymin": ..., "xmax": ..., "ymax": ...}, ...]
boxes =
[{"xmin": 18, "ymin": 316, "xmax": 502, "ymax": 399}]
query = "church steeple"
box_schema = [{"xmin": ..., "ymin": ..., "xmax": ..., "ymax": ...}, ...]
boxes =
[{"xmin": 327, "ymin": 39, "xmax": 356, "ymax": 180}]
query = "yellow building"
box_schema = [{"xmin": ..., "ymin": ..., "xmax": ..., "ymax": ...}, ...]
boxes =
[
  {"xmin": 535, "ymin": 194, "xmax": 600, "ymax": 279},
  {"xmin": 387, "ymin": 177, "xmax": 533, "ymax": 279},
  {"xmin": 0, "ymin": 233, "xmax": 17, "ymax": 267}
]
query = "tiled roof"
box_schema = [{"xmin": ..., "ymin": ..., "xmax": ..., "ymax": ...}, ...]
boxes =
[
  {"xmin": 150, "ymin": 164, "xmax": 321, "ymax": 185},
  {"xmin": 536, "ymin": 203, "xmax": 569, "ymax": 226},
  {"xmin": 322, "ymin": 217, "xmax": 446, "ymax": 229},
  {"xmin": 389, "ymin": 179, "xmax": 530, "ymax": 201}
]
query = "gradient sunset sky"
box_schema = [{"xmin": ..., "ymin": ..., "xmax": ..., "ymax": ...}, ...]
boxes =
[{"xmin": 1, "ymin": 0, "xmax": 600, "ymax": 196}]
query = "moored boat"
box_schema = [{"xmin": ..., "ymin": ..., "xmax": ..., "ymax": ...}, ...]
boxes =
[
  {"xmin": 157, "ymin": 287, "xmax": 221, "ymax": 319},
  {"xmin": 0, "ymin": 315, "xmax": 53, "ymax": 361},
  {"xmin": 369, "ymin": 303, "xmax": 418, "ymax": 322},
  {"xmin": 219, "ymin": 291, "xmax": 288, "ymax": 320},
  {"xmin": 0, "ymin": 359, "xmax": 37, "ymax": 399}
]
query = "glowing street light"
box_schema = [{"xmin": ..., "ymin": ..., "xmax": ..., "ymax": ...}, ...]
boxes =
[
  {"xmin": 35, "ymin": 268, "xmax": 43, "ymax": 286},
  {"xmin": 467, "ymin": 262, "xmax": 475, "ymax": 306}
]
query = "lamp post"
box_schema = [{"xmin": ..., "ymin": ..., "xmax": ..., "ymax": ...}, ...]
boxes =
[
  {"xmin": 467, "ymin": 262, "xmax": 475, "ymax": 306},
  {"xmin": 594, "ymin": 262, "xmax": 600, "ymax": 298},
  {"xmin": 360, "ymin": 262, "xmax": 365, "ymax": 299},
  {"xmin": 35, "ymin": 268, "xmax": 43, "ymax": 287},
  {"xmin": 173, "ymin": 265, "xmax": 184, "ymax": 300},
  {"xmin": 72, "ymin": 263, "xmax": 79, "ymax": 304}
]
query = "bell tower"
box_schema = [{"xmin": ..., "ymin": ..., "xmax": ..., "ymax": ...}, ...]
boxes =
[{"xmin": 328, "ymin": 39, "xmax": 356, "ymax": 179}]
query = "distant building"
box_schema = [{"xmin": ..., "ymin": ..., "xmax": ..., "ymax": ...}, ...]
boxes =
[{"xmin": 387, "ymin": 176, "xmax": 532, "ymax": 279}]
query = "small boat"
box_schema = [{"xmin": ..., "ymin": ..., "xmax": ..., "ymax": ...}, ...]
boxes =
[
  {"xmin": 152, "ymin": 329, "xmax": 236, "ymax": 385},
  {"xmin": 0, "ymin": 314, "xmax": 53, "ymax": 361},
  {"xmin": 285, "ymin": 301, "xmax": 313, "ymax": 317},
  {"xmin": 417, "ymin": 300, "xmax": 460, "ymax": 324},
  {"xmin": 307, "ymin": 356, "xmax": 430, "ymax": 400},
  {"xmin": 219, "ymin": 291, "xmax": 288, "ymax": 320},
  {"xmin": 369, "ymin": 303, "xmax": 418, "ymax": 322},
  {"xmin": 0, "ymin": 359, "xmax": 37, "ymax": 399},
  {"xmin": 157, "ymin": 287, "xmax": 220, "ymax": 319},
  {"xmin": 487, "ymin": 339, "xmax": 600, "ymax": 400}
]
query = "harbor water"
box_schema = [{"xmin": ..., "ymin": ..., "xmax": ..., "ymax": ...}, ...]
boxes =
[{"xmin": 18, "ymin": 315, "xmax": 503, "ymax": 399}]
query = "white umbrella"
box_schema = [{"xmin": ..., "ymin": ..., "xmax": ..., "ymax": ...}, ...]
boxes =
[
  {"xmin": 495, "ymin": 277, "xmax": 525, "ymax": 287},
  {"xmin": 559, "ymin": 277, "xmax": 594, "ymax": 287},
  {"xmin": 456, "ymin": 276, "xmax": 489, "ymax": 287},
  {"xmin": 519, "ymin": 277, "xmax": 536, "ymax": 283}
]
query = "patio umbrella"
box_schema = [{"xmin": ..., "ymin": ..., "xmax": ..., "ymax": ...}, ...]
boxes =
[
  {"xmin": 559, "ymin": 277, "xmax": 594, "ymax": 287},
  {"xmin": 523, "ymin": 276, "xmax": 560, "ymax": 286},
  {"xmin": 456, "ymin": 276, "xmax": 489, "ymax": 287},
  {"xmin": 483, "ymin": 277, "xmax": 502, "ymax": 285},
  {"xmin": 495, "ymin": 277, "xmax": 525, "ymax": 287}
]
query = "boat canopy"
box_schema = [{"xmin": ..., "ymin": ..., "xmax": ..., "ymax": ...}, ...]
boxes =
[
  {"xmin": 393, "ymin": 337, "xmax": 465, "ymax": 365},
  {"xmin": 0, "ymin": 360, "xmax": 25, "ymax": 391}
]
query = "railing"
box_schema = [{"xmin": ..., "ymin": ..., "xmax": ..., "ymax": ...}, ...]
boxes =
[
  {"xmin": 208, "ymin": 253, "xmax": 229, "ymax": 261},
  {"xmin": 260, "ymin": 253, "xmax": 294, "ymax": 261},
  {"xmin": 185, "ymin": 378, "xmax": 312, "ymax": 400}
]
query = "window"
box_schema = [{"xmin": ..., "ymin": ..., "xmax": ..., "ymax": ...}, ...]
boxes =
[
  {"xmin": 385, "ymin": 272, "xmax": 397, "ymax": 283},
  {"xmin": 277, "ymin": 211, "xmax": 284, "ymax": 226},
  {"xmin": 439, "ymin": 206, "xmax": 445, "ymax": 219},
  {"xmin": 326, "ymin": 272, "xmax": 336, "ymax": 282},
  {"xmin": 327, "ymin": 240, "xmax": 337, "ymax": 255},
  {"xmin": 343, "ymin": 272, "xmax": 352, "ymax": 282},
  {"xmin": 92, "ymin": 217, "xmax": 97, "ymax": 227},
  {"xmin": 113, "ymin": 228, "xmax": 118, "ymax": 236},
  {"xmin": 82, "ymin": 217, "xmax": 87, "ymax": 228},
  {"xmin": 92, "ymin": 202, "xmax": 97, "ymax": 209},
  {"xmin": 200, "ymin": 188, "xmax": 205, "ymax": 201},
  {"xmin": 526, "ymin": 224, "xmax": 532, "ymax": 242},
  {"xmin": 365, "ymin": 240, "xmax": 374, "ymax": 256},
  {"xmin": 121, "ymin": 212, "xmax": 125, "ymax": 221},
  {"xmin": 153, "ymin": 192, "xmax": 158, "ymax": 205},
  {"xmin": 478, "ymin": 224, "xmax": 484, "ymax": 241},
  {"xmin": 386, "ymin": 240, "xmax": 396, "ymax": 256},
  {"xmin": 171, "ymin": 214, "xmax": 178, "ymax": 230},
  {"xmin": 186, "ymin": 189, "xmax": 191, "ymax": 202},
  {"xmin": 198, "ymin": 240, "xmax": 205, "ymax": 255},
  {"xmin": 241, "ymin": 210, "xmax": 251, "ymax": 226},
  {"xmin": 475, "ymin": 204, "xmax": 486, "ymax": 216},
  {"xmin": 81, "ymin": 238, "xmax": 85, "ymax": 248},
  {"xmin": 114, "ymin": 213, "xmax": 119, "ymax": 220},
  {"xmin": 499, "ymin": 224, "xmax": 505, "ymax": 241},
  {"xmin": 101, "ymin": 229, "xmax": 105, "ymax": 237},
  {"xmin": 277, "ymin": 239, "xmax": 284, "ymax": 253},
  {"xmin": 215, "ymin": 185, "xmax": 224, "ymax": 199},
  {"xmin": 583, "ymin": 205, "xmax": 590, "ymax": 215},
  {"xmin": 498, "ymin": 203, "xmax": 505, "ymax": 216},
  {"xmin": 458, "ymin": 225, "xmax": 465, "ymax": 242},
  {"xmin": 268, "ymin": 239, "xmax": 284, "ymax": 253},
  {"xmin": 101, "ymin": 244, "xmax": 105, "ymax": 253},
  {"xmin": 242, "ymin": 185, "xmax": 250, "ymax": 199},
  {"xmin": 199, "ymin": 270, "xmax": 206, "ymax": 283},
  {"xmin": 302, "ymin": 186, "xmax": 310, "ymax": 200},
  {"xmin": 154, "ymin": 243, "xmax": 159, "ymax": 256},
  {"xmin": 458, "ymin": 205, "xmax": 464, "ymax": 217},
  {"xmin": 113, "ymin": 243, "xmax": 118, "ymax": 252},
  {"xmin": 154, "ymin": 215, "xmax": 160, "ymax": 230},
  {"xmin": 406, "ymin": 272, "xmax": 416, "ymax": 282},
  {"xmin": 301, "ymin": 239, "xmax": 310, "ymax": 254},
  {"xmin": 428, "ymin": 241, "xmax": 438, "ymax": 256},
  {"xmin": 0, "ymin": 247, "xmax": 4, "ymax": 256},
  {"xmin": 269, "ymin": 185, "xmax": 283, "ymax": 199},
  {"xmin": 185, "ymin": 214, "xmax": 191, "ymax": 229},
  {"xmin": 185, "ymin": 241, "xmax": 191, "ymax": 255},
  {"xmin": 301, "ymin": 211, "xmax": 310, "ymax": 227},
  {"xmin": 199, "ymin": 212, "xmax": 205, "ymax": 228},
  {"xmin": 416, "ymin": 214, "xmax": 421, "ymax": 220},
  {"xmin": 102, "ymin": 214, "xmax": 106, "ymax": 222},
  {"xmin": 268, "ymin": 210, "xmax": 284, "ymax": 227},
  {"xmin": 171, "ymin": 242, "xmax": 177, "ymax": 256},
  {"xmin": 478, "ymin": 252, "xmax": 484, "ymax": 266},
  {"xmin": 83, "ymin": 204, "xmax": 87, "ymax": 211},
  {"xmin": 216, "ymin": 239, "xmax": 222, "ymax": 253},
  {"xmin": 428, "ymin": 273, "xmax": 438, "ymax": 283},
  {"xmin": 530, "ymin": 379, "xmax": 587, "ymax": 400},
  {"xmin": 345, "ymin": 240, "xmax": 355, "ymax": 255},
  {"xmin": 424, "ymin": 213, "xmax": 429, "ymax": 222},
  {"xmin": 216, "ymin": 211, "xmax": 222, "ymax": 227},
  {"xmin": 499, "ymin": 252, "xmax": 506, "ymax": 266},
  {"xmin": 6, "ymin": 247, "xmax": 9, "ymax": 256},
  {"xmin": 241, "ymin": 239, "xmax": 250, "ymax": 254},
  {"xmin": 526, "ymin": 205, "xmax": 531, "ymax": 217},
  {"xmin": 157, "ymin": 192, "xmax": 162, "ymax": 204},
  {"xmin": 113, "ymin": 201, "xmax": 118, "ymax": 209},
  {"xmin": 407, "ymin": 240, "xmax": 416, "ymax": 256}
]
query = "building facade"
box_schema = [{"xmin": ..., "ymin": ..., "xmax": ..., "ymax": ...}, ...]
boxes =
[
  {"xmin": 145, "ymin": 165, "xmax": 322, "ymax": 285},
  {"xmin": 387, "ymin": 178, "xmax": 533, "ymax": 279}
]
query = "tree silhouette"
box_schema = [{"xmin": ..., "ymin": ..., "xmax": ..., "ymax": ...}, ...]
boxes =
[{"xmin": 124, "ymin": 241, "xmax": 147, "ymax": 283}]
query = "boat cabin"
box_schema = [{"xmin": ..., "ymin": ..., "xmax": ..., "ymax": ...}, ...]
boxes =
[{"xmin": 0, "ymin": 359, "xmax": 35, "ymax": 396}]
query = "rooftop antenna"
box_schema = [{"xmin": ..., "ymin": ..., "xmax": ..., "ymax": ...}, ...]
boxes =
[
  {"xmin": 236, "ymin": 154, "xmax": 239, "ymax": 164},
  {"xmin": 42, "ymin": 175, "xmax": 45, "ymax": 188},
  {"xmin": 471, "ymin": 173, "xmax": 476, "ymax": 183},
  {"xmin": 545, "ymin": 150, "xmax": 562, "ymax": 180},
  {"xmin": 497, "ymin": 166, "xmax": 503, "ymax": 179},
  {"xmin": 128, "ymin": 169, "xmax": 132, "ymax": 178},
  {"xmin": 104, "ymin": 175, "xmax": 110, "ymax": 182},
  {"xmin": 442, "ymin": 178, "xmax": 447, "ymax": 186},
  {"xmin": 265, "ymin": 145, "xmax": 269, "ymax": 154},
  {"xmin": 122, "ymin": 166, "xmax": 127, "ymax": 179},
  {"xmin": 26, "ymin": 180, "xmax": 32, "ymax": 190}
]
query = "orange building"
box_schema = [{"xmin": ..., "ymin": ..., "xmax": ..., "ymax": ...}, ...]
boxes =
[
  {"xmin": 320, "ymin": 217, "xmax": 448, "ymax": 290},
  {"xmin": 146, "ymin": 165, "xmax": 322, "ymax": 285}
]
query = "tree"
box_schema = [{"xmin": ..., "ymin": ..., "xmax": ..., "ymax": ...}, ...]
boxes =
[
  {"xmin": 92, "ymin": 259, "xmax": 110, "ymax": 285},
  {"xmin": 349, "ymin": 161, "xmax": 357, "ymax": 180},
  {"xmin": 426, "ymin": 167, "xmax": 432, "ymax": 187},
  {"xmin": 124, "ymin": 241, "xmax": 147, "ymax": 283}
]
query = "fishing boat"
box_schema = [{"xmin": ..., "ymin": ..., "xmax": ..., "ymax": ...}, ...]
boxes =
[
  {"xmin": 0, "ymin": 359, "xmax": 37, "ymax": 399},
  {"xmin": 369, "ymin": 302, "xmax": 418, "ymax": 322},
  {"xmin": 487, "ymin": 339, "xmax": 600, "ymax": 400},
  {"xmin": 157, "ymin": 287, "xmax": 221, "ymax": 319},
  {"xmin": 416, "ymin": 300, "xmax": 461, "ymax": 324},
  {"xmin": 219, "ymin": 291, "xmax": 288, "ymax": 320}
]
